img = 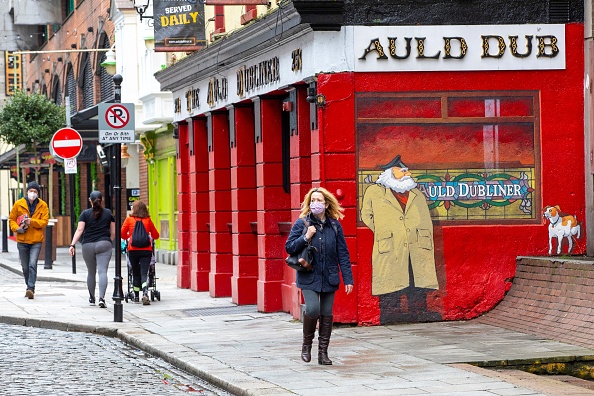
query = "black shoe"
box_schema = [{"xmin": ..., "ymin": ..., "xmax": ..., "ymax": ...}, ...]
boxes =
[
  {"xmin": 98, "ymin": 298, "xmax": 106, "ymax": 308},
  {"xmin": 89, "ymin": 296, "xmax": 96, "ymax": 306},
  {"xmin": 134, "ymin": 295, "xmax": 140, "ymax": 303}
]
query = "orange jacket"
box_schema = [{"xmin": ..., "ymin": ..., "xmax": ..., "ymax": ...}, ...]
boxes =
[
  {"xmin": 9, "ymin": 197, "xmax": 49, "ymax": 244},
  {"xmin": 121, "ymin": 216, "xmax": 159, "ymax": 251}
]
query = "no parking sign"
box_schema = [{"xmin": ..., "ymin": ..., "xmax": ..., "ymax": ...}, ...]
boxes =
[{"xmin": 98, "ymin": 103, "xmax": 135, "ymax": 143}]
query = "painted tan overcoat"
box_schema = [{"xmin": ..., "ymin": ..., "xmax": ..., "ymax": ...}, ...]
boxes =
[{"xmin": 361, "ymin": 184, "xmax": 439, "ymax": 295}]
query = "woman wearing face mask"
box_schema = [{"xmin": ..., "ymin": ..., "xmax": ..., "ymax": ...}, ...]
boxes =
[{"xmin": 285, "ymin": 187, "xmax": 354, "ymax": 365}]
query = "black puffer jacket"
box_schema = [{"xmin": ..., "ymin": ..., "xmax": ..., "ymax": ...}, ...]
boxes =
[{"xmin": 285, "ymin": 214, "xmax": 353, "ymax": 292}]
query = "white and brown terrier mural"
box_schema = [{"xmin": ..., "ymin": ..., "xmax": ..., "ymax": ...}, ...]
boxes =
[{"xmin": 542, "ymin": 205, "xmax": 581, "ymax": 255}]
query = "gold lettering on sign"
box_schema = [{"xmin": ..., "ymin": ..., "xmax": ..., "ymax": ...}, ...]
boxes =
[
  {"xmin": 443, "ymin": 37, "xmax": 467, "ymax": 59},
  {"xmin": 185, "ymin": 87, "xmax": 200, "ymax": 113},
  {"xmin": 481, "ymin": 35, "xmax": 506, "ymax": 58},
  {"xmin": 388, "ymin": 37, "xmax": 412, "ymax": 59},
  {"xmin": 535, "ymin": 35, "xmax": 559, "ymax": 58},
  {"xmin": 207, "ymin": 77, "xmax": 228, "ymax": 107},
  {"xmin": 236, "ymin": 57, "xmax": 280, "ymax": 98},
  {"xmin": 416, "ymin": 37, "xmax": 441, "ymax": 59},
  {"xmin": 359, "ymin": 38, "xmax": 388, "ymax": 60},
  {"xmin": 509, "ymin": 35, "xmax": 533, "ymax": 58},
  {"xmin": 360, "ymin": 33, "xmax": 559, "ymax": 62},
  {"xmin": 291, "ymin": 48, "xmax": 302, "ymax": 72}
]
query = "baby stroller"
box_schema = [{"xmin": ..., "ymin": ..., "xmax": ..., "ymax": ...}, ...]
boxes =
[{"xmin": 122, "ymin": 239, "xmax": 161, "ymax": 303}]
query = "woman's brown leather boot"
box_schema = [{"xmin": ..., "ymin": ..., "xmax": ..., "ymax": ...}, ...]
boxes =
[
  {"xmin": 318, "ymin": 315, "xmax": 333, "ymax": 365},
  {"xmin": 301, "ymin": 314, "xmax": 318, "ymax": 362}
]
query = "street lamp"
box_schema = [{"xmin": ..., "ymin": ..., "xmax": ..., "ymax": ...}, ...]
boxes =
[
  {"xmin": 112, "ymin": 74, "xmax": 124, "ymax": 323},
  {"xmin": 100, "ymin": 45, "xmax": 116, "ymax": 75},
  {"xmin": 134, "ymin": 0, "xmax": 153, "ymax": 21}
]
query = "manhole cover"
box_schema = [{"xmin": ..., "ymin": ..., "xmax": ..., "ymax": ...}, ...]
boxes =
[{"xmin": 183, "ymin": 305, "xmax": 258, "ymax": 317}]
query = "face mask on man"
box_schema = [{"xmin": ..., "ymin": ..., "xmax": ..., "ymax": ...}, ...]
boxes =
[
  {"xmin": 310, "ymin": 202, "xmax": 326, "ymax": 215},
  {"xmin": 28, "ymin": 192, "xmax": 38, "ymax": 201}
]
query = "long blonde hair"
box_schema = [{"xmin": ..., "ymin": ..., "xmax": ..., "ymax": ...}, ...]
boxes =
[{"xmin": 299, "ymin": 187, "xmax": 344, "ymax": 220}]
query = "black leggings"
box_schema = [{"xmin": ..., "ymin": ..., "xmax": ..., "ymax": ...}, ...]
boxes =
[
  {"xmin": 302, "ymin": 290, "xmax": 335, "ymax": 317},
  {"xmin": 128, "ymin": 249, "xmax": 152, "ymax": 293}
]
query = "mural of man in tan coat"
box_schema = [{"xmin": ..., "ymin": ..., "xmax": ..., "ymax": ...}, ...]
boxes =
[{"xmin": 361, "ymin": 155, "xmax": 440, "ymax": 324}]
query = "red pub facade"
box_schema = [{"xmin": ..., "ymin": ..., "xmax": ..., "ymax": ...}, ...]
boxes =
[{"xmin": 156, "ymin": 1, "xmax": 586, "ymax": 325}]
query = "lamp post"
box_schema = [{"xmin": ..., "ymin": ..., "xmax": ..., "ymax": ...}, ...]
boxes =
[
  {"xmin": 112, "ymin": 74, "xmax": 124, "ymax": 323},
  {"xmin": 134, "ymin": 0, "xmax": 153, "ymax": 21}
]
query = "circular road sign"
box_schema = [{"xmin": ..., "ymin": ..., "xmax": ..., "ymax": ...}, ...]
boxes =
[
  {"xmin": 51, "ymin": 127, "xmax": 82, "ymax": 159},
  {"xmin": 105, "ymin": 104, "xmax": 130, "ymax": 129}
]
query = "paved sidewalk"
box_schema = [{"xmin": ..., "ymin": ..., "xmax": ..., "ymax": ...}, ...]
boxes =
[{"xmin": 1, "ymin": 236, "xmax": 594, "ymax": 396}]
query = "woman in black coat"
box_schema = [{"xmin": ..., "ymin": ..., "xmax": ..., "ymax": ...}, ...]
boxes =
[{"xmin": 285, "ymin": 187, "xmax": 354, "ymax": 365}]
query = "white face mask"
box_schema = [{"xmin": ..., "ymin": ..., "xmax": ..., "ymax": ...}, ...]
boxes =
[{"xmin": 28, "ymin": 192, "xmax": 38, "ymax": 201}]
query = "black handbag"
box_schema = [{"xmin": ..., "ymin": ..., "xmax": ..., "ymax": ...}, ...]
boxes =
[{"xmin": 286, "ymin": 218, "xmax": 315, "ymax": 272}]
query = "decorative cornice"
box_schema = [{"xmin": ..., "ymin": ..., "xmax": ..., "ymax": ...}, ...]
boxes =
[{"xmin": 155, "ymin": 1, "xmax": 344, "ymax": 92}]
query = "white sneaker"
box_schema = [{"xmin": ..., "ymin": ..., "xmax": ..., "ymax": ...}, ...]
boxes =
[{"xmin": 98, "ymin": 298, "xmax": 107, "ymax": 308}]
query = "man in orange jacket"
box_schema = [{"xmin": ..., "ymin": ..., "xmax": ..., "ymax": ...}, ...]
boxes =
[{"xmin": 9, "ymin": 181, "xmax": 49, "ymax": 299}]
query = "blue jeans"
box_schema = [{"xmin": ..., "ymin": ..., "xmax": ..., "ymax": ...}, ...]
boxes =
[{"xmin": 17, "ymin": 242, "xmax": 42, "ymax": 292}]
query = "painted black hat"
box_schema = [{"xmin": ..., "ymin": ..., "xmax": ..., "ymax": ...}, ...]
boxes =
[{"xmin": 380, "ymin": 155, "xmax": 407, "ymax": 170}]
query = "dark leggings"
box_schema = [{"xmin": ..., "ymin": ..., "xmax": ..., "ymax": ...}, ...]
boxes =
[
  {"xmin": 128, "ymin": 249, "xmax": 152, "ymax": 293},
  {"xmin": 302, "ymin": 290, "xmax": 335, "ymax": 317}
]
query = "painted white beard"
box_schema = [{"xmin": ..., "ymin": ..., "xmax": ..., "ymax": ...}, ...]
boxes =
[{"xmin": 376, "ymin": 169, "xmax": 417, "ymax": 193}]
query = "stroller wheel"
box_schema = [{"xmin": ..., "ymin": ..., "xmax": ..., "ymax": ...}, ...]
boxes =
[
  {"xmin": 156, "ymin": 291, "xmax": 161, "ymax": 301},
  {"xmin": 150, "ymin": 291, "xmax": 155, "ymax": 301},
  {"xmin": 125, "ymin": 295, "xmax": 128, "ymax": 303}
]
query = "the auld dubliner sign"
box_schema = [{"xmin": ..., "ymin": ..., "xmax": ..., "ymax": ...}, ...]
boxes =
[{"xmin": 355, "ymin": 24, "xmax": 565, "ymax": 71}]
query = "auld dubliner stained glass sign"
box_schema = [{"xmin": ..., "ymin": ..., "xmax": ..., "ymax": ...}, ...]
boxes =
[
  {"xmin": 359, "ymin": 168, "xmax": 535, "ymax": 221},
  {"xmin": 356, "ymin": 91, "xmax": 540, "ymax": 224}
]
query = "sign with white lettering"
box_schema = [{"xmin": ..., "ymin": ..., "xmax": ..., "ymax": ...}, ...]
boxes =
[
  {"xmin": 355, "ymin": 24, "xmax": 565, "ymax": 72},
  {"xmin": 154, "ymin": 0, "xmax": 206, "ymax": 52}
]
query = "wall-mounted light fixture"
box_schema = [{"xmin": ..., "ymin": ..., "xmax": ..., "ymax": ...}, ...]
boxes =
[
  {"xmin": 120, "ymin": 144, "xmax": 132, "ymax": 168},
  {"xmin": 306, "ymin": 87, "xmax": 326, "ymax": 107},
  {"xmin": 134, "ymin": 0, "xmax": 153, "ymax": 21},
  {"xmin": 100, "ymin": 44, "xmax": 116, "ymax": 75}
]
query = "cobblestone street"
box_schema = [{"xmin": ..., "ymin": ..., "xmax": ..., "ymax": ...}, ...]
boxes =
[{"xmin": 0, "ymin": 268, "xmax": 229, "ymax": 395}]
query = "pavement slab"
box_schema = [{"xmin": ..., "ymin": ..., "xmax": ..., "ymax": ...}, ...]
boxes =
[{"xmin": 1, "ymin": 237, "xmax": 594, "ymax": 395}]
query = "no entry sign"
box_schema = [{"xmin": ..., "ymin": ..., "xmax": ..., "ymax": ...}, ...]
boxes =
[{"xmin": 50, "ymin": 127, "xmax": 82, "ymax": 159}]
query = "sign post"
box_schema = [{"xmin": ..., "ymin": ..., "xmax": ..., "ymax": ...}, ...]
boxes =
[
  {"xmin": 50, "ymin": 126, "xmax": 82, "ymax": 274},
  {"xmin": 101, "ymin": 77, "xmax": 130, "ymax": 323}
]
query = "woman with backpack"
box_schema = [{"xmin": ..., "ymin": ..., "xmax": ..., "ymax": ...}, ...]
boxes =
[
  {"xmin": 285, "ymin": 187, "xmax": 354, "ymax": 365},
  {"xmin": 121, "ymin": 200, "xmax": 159, "ymax": 305},
  {"xmin": 69, "ymin": 191, "xmax": 115, "ymax": 308}
]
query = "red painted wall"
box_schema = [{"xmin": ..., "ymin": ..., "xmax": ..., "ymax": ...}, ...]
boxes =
[{"xmin": 341, "ymin": 23, "xmax": 585, "ymax": 325}]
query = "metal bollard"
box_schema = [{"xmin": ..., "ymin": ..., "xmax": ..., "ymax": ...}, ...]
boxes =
[
  {"xmin": 1, "ymin": 217, "xmax": 7, "ymax": 253},
  {"xmin": 44, "ymin": 223, "xmax": 53, "ymax": 269}
]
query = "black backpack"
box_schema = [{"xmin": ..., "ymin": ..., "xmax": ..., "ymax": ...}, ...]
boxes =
[{"xmin": 130, "ymin": 218, "xmax": 151, "ymax": 248}]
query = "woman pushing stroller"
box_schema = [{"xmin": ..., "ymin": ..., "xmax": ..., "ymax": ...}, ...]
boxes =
[{"xmin": 121, "ymin": 200, "xmax": 159, "ymax": 305}]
